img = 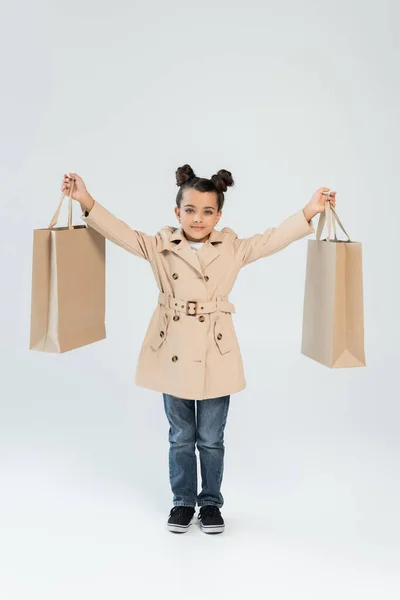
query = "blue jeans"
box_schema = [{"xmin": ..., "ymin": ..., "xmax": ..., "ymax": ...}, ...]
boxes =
[{"xmin": 162, "ymin": 393, "xmax": 230, "ymax": 508}]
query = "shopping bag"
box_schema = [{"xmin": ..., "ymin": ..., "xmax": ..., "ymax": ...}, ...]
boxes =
[
  {"xmin": 301, "ymin": 200, "xmax": 366, "ymax": 368},
  {"xmin": 29, "ymin": 179, "xmax": 106, "ymax": 353}
]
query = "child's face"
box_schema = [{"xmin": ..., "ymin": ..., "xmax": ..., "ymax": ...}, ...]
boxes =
[{"xmin": 175, "ymin": 188, "xmax": 222, "ymax": 242}]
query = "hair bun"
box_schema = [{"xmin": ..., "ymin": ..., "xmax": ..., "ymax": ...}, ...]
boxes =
[
  {"xmin": 175, "ymin": 164, "xmax": 196, "ymax": 187},
  {"xmin": 210, "ymin": 169, "xmax": 234, "ymax": 193}
]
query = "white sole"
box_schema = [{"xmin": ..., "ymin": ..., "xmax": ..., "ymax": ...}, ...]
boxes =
[
  {"xmin": 199, "ymin": 523, "xmax": 225, "ymax": 534},
  {"xmin": 166, "ymin": 514, "xmax": 195, "ymax": 533}
]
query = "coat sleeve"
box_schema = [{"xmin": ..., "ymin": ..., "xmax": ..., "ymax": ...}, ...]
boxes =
[
  {"xmin": 80, "ymin": 200, "xmax": 156, "ymax": 261},
  {"xmin": 233, "ymin": 209, "xmax": 315, "ymax": 267}
]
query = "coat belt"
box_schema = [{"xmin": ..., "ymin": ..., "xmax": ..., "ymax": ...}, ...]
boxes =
[{"xmin": 158, "ymin": 291, "xmax": 235, "ymax": 316}]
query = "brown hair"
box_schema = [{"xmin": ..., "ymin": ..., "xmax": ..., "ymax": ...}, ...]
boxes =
[{"xmin": 175, "ymin": 164, "xmax": 234, "ymax": 212}]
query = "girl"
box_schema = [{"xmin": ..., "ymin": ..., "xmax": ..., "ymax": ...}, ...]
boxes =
[{"xmin": 61, "ymin": 166, "xmax": 336, "ymax": 535}]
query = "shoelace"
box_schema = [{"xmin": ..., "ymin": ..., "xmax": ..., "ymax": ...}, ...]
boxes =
[
  {"xmin": 170, "ymin": 506, "xmax": 194, "ymax": 517},
  {"xmin": 198, "ymin": 505, "xmax": 221, "ymax": 519}
]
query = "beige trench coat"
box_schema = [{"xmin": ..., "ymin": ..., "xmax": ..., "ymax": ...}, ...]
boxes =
[{"xmin": 81, "ymin": 201, "xmax": 315, "ymax": 400}]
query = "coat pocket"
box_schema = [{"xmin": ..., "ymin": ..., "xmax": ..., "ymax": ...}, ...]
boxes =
[
  {"xmin": 213, "ymin": 315, "xmax": 233, "ymax": 355},
  {"xmin": 150, "ymin": 309, "xmax": 170, "ymax": 351}
]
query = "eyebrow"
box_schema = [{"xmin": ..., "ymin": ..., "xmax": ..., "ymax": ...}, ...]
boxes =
[{"xmin": 183, "ymin": 204, "xmax": 216, "ymax": 209}]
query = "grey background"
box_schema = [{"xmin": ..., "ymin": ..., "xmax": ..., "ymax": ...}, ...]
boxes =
[{"xmin": 1, "ymin": 0, "xmax": 399, "ymax": 598}]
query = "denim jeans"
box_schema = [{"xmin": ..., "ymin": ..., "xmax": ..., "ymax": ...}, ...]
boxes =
[{"xmin": 162, "ymin": 393, "xmax": 230, "ymax": 508}]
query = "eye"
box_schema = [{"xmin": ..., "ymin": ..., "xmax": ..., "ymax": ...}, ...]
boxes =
[{"xmin": 184, "ymin": 209, "xmax": 214, "ymax": 215}]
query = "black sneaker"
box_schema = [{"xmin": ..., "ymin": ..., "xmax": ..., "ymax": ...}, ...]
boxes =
[
  {"xmin": 167, "ymin": 506, "xmax": 196, "ymax": 533},
  {"xmin": 198, "ymin": 505, "xmax": 225, "ymax": 534}
]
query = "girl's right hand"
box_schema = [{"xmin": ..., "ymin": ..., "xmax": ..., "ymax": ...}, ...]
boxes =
[{"xmin": 60, "ymin": 173, "xmax": 93, "ymax": 211}]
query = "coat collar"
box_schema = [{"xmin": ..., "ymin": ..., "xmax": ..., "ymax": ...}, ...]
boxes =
[{"xmin": 157, "ymin": 226, "xmax": 227, "ymax": 274}]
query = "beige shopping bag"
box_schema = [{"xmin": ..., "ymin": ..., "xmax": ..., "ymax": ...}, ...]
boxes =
[
  {"xmin": 301, "ymin": 200, "xmax": 366, "ymax": 368},
  {"xmin": 29, "ymin": 180, "xmax": 106, "ymax": 353}
]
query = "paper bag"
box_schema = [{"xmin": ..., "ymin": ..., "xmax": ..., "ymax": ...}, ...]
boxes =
[
  {"xmin": 29, "ymin": 181, "xmax": 106, "ymax": 353},
  {"xmin": 301, "ymin": 201, "xmax": 366, "ymax": 368}
]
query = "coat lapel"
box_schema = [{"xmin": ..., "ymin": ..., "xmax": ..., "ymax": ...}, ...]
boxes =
[{"xmin": 158, "ymin": 226, "xmax": 224, "ymax": 275}]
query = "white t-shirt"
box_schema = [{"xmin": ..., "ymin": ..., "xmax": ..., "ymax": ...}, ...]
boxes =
[{"xmin": 188, "ymin": 240, "xmax": 204, "ymax": 252}]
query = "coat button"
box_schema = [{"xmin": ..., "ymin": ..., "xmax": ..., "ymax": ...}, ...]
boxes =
[
  {"xmin": 217, "ymin": 333, "xmax": 222, "ymax": 340},
  {"xmin": 172, "ymin": 355, "xmax": 178, "ymax": 362},
  {"xmin": 204, "ymin": 275, "xmax": 209, "ymax": 282},
  {"xmin": 173, "ymin": 315, "xmax": 180, "ymax": 321},
  {"xmin": 199, "ymin": 315, "xmax": 205, "ymax": 322},
  {"xmin": 172, "ymin": 273, "xmax": 179, "ymax": 279},
  {"xmin": 160, "ymin": 330, "xmax": 164, "ymax": 337}
]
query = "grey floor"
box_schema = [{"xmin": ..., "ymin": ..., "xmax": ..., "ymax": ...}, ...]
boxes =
[{"xmin": 2, "ymin": 345, "xmax": 399, "ymax": 600}]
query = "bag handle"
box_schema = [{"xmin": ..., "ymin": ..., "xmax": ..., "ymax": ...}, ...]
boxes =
[
  {"xmin": 315, "ymin": 195, "xmax": 352, "ymax": 242},
  {"xmin": 48, "ymin": 178, "xmax": 75, "ymax": 230}
]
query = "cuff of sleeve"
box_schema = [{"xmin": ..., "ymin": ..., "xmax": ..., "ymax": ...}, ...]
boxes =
[
  {"xmin": 81, "ymin": 200, "xmax": 97, "ymax": 220},
  {"xmin": 300, "ymin": 209, "xmax": 315, "ymax": 234}
]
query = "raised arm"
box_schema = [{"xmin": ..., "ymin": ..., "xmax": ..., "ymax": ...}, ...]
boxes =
[
  {"xmin": 62, "ymin": 173, "xmax": 156, "ymax": 261},
  {"xmin": 80, "ymin": 199, "xmax": 156, "ymax": 261},
  {"xmin": 232, "ymin": 187, "xmax": 337, "ymax": 267},
  {"xmin": 233, "ymin": 208, "xmax": 315, "ymax": 267}
]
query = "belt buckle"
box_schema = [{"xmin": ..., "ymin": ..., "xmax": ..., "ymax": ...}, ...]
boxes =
[{"xmin": 186, "ymin": 300, "xmax": 198, "ymax": 316}]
